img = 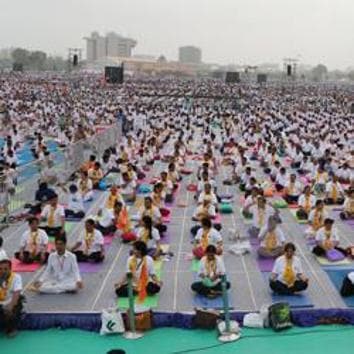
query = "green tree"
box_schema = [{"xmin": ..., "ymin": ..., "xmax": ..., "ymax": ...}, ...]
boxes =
[{"xmin": 311, "ymin": 64, "xmax": 328, "ymax": 81}]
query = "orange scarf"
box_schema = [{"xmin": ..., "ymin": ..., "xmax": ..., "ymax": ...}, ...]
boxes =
[
  {"xmin": 129, "ymin": 256, "xmax": 149, "ymax": 302},
  {"xmin": 116, "ymin": 207, "xmax": 131, "ymax": 233},
  {"xmin": 0, "ymin": 272, "xmax": 15, "ymax": 302},
  {"xmin": 331, "ymin": 184, "xmax": 338, "ymax": 201},
  {"xmin": 106, "ymin": 194, "xmax": 117, "ymax": 209}
]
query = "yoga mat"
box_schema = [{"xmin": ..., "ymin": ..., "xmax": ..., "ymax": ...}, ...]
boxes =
[
  {"xmin": 257, "ymin": 256, "xmax": 275, "ymax": 272},
  {"xmin": 325, "ymin": 269, "xmax": 354, "ymax": 307},
  {"xmin": 160, "ymin": 233, "xmax": 171, "ymax": 245},
  {"xmin": 192, "ymin": 293, "xmax": 228, "ymax": 309},
  {"xmin": 262, "ymin": 273, "xmax": 313, "ymax": 308},
  {"xmin": 11, "ymin": 258, "xmax": 41, "ymax": 272},
  {"xmin": 117, "ymin": 294, "xmax": 159, "ymax": 309},
  {"xmin": 191, "ymin": 259, "xmax": 200, "ymax": 272},
  {"xmin": 78, "ymin": 262, "xmax": 103, "ymax": 273},
  {"xmin": 240, "ymin": 210, "xmax": 253, "ymax": 225},
  {"xmin": 103, "ymin": 234, "xmax": 115, "ymax": 245},
  {"xmin": 162, "ymin": 216, "xmax": 171, "ymax": 224},
  {"xmin": 316, "ymin": 256, "xmax": 353, "ymax": 266},
  {"xmin": 289, "ymin": 209, "xmax": 308, "ymax": 224},
  {"xmin": 213, "ymin": 214, "xmax": 222, "ymax": 224}
]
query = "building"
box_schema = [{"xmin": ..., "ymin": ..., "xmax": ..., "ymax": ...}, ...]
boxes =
[
  {"xmin": 178, "ymin": 46, "xmax": 202, "ymax": 64},
  {"xmin": 84, "ymin": 31, "xmax": 137, "ymax": 62}
]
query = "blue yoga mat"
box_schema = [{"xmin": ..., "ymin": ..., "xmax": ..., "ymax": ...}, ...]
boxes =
[
  {"xmin": 325, "ymin": 269, "xmax": 354, "ymax": 307},
  {"xmin": 262, "ymin": 272, "xmax": 313, "ymax": 308}
]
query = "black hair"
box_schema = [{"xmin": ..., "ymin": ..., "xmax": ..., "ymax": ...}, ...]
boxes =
[
  {"xmin": 133, "ymin": 240, "xmax": 148, "ymax": 256},
  {"xmin": 284, "ymin": 242, "xmax": 296, "ymax": 252},
  {"xmin": 142, "ymin": 215, "xmax": 153, "ymax": 239}
]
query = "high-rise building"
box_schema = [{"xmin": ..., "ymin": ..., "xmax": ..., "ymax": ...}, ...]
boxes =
[
  {"xmin": 178, "ymin": 46, "xmax": 202, "ymax": 64},
  {"xmin": 84, "ymin": 31, "xmax": 137, "ymax": 62}
]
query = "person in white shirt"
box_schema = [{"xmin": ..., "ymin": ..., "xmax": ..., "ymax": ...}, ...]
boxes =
[
  {"xmin": 15, "ymin": 217, "xmax": 49, "ymax": 264},
  {"xmin": 115, "ymin": 241, "xmax": 161, "ymax": 298},
  {"xmin": 270, "ymin": 242, "xmax": 309, "ymax": 295},
  {"xmin": 191, "ymin": 245, "xmax": 230, "ymax": 298},
  {"xmin": 312, "ymin": 218, "xmax": 346, "ymax": 257},
  {"xmin": 192, "ymin": 199, "xmax": 216, "ymax": 222},
  {"xmin": 306, "ymin": 200, "xmax": 328, "ymax": 236},
  {"xmin": 340, "ymin": 189, "xmax": 354, "ymax": 220},
  {"xmin": 296, "ymin": 185, "xmax": 316, "ymax": 220},
  {"xmin": 64, "ymin": 184, "xmax": 85, "ymax": 219},
  {"xmin": 275, "ymin": 167, "xmax": 288, "ymax": 192},
  {"xmin": 137, "ymin": 196, "xmax": 166, "ymax": 235},
  {"xmin": 77, "ymin": 171, "xmax": 94, "ymax": 202},
  {"xmin": 40, "ymin": 193, "xmax": 65, "ymax": 237},
  {"xmin": 119, "ymin": 171, "xmax": 137, "ymax": 203},
  {"xmin": 324, "ymin": 175, "xmax": 345, "ymax": 205},
  {"xmin": 0, "ymin": 257, "xmax": 23, "ymax": 337},
  {"xmin": 312, "ymin": 166, "xmax": 328, "ymax": 196},
  {"xmin": 258, "ymin": 216, "xmax": 285, "ymax": 258},
  {"xmin": 136, "ymin": 216, "xmax": 161, "ymax": 259},
  {"xmin": 71, "ymin": 219, "xmax": 105, "ymax": 263},
  {"xmin": 193, "ymin": 218, "xmax": 223, "ymax": 259},
  {"xmin": 32, "ymin": 235, "xmax": 83, "ymax": 294},
  {"xmin": 197, "ymin": 183, "xmax": 218, "ymax": 206},
  {"xmin": 284, "ymin": 174, "xmax": 302, "ymax": 204}
]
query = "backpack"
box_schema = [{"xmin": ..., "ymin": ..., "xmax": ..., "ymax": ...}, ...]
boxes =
[{"xmin": 268, "ymin": 302, "xmax": 292, "ymax": 331}]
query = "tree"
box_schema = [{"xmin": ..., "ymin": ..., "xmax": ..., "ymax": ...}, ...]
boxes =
[
  {"xmin": 311, "ymin": 64, "xmax": 328, "ymax": 82},
  {"xmin": 29, "ymin": 50, "xmax": 47, "ymax": 70},
  {"xmin": 11, "ymin": 48, "xmax": 30, "ymax": 67},
  {"xmin": 347, "ymin": 71, "xmax": 354, "ymax": 81}
]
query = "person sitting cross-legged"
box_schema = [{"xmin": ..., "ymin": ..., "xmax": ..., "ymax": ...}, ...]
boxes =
[
  {"xmin": 257, "ymin": 216, "xmax": 285, "ymax": 259},
  {"xmin": 340, "ymin": 189, "xmax": 354, "ymax": 220},
  {"xmin": 136, "ymin": 216, "xmax": 161, "ymax": 259},
  {"xmin": 269, "ymin": 242, "xmax": 309, "ymax": 295},
  {"xmin": 193, "ymin": 218, "xmax": 223, "ymax": 259},
  {"xmin": 191, "ymin": 245, "xmax": 230, "ymax": 298},
  {"xmin": 0, "ymin": 256, "xmax": 24, "ymax": 338},
  {"xmin": 15, "ymin": 217, "xmax": 49, "ymax": 264},
  {"xmin": 31, "ymin": 235, "xmax": 83, "ymax": 294},
  {"xmin": 71, "ymin": 219, "xmax": 105, "ymax": 263},
  {"xmin": 115, "ymin": 241, "xmax": 162, "ymax": 298},
  {"xmin": 40, "ymin": 193, "xmax": 65, "ymax": 237}
]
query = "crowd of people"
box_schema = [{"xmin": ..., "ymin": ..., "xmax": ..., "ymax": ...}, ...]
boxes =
[{"xmin": 0, "ymin": 73, "xmax": 354, "ymax": 337}]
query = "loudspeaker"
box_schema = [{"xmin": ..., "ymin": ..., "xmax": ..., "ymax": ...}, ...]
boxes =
[
  {"xmin": 105, "ymin": 66, "xmax": 124, "ymax": 84},
  {"xmin": 12, "ymin": 63, "xmax": 23, "ymax": 72},
  {"xmin": 73, "ymin": 54, "xmax": 78, "ymax": 66},
  {"xmin": 257, "ymin": 74, "xmax": 267, "ymax": 84},
  {"xmin": 287, "ymin": 65, "xmax": 292, "ymax": 76},
  {"xmin": 225, "ymin": 72, "xmax": 240, "ymax": 84}
]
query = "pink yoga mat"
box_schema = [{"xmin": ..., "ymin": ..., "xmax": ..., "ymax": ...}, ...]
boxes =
[
  {"xmin": 104, "ymin": 234, "xmax": 115, "ymax": 245},
  {"xmin": 11, "ymin": 258, "xmax": 41, "ymax": 272},
  {"xmin": 78, "ymin": 262, "xmax": 103, "ymax": 273},
  {"xmin": 213, "ymin": 214, "xmax": 222, "ymax": 224}
]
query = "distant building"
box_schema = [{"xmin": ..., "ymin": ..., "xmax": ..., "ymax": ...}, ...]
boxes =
[
  {"xmin": 84, "ymin": 31, "xmax": 137, "ymax": 62},
  {"xmin": 178, "ymin": 46, "xmax": 202, "ymax": 64}
]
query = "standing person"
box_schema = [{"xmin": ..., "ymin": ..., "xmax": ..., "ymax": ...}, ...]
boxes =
[
  {"xmin": 270, "ymin": 243, "xmax": 309, "ymax": 295},
  {"xmin": 31, "ymin": 235, "xmax": 83, "ymax": 294},
  {"xmin": 0, "ymin": 256, "xmax": 23, "ymax": 338}
]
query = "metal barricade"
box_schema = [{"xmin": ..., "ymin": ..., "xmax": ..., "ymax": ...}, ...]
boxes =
[{"xmin": 5, "ymin": 124, "xmax": 121, "ymax": 220}]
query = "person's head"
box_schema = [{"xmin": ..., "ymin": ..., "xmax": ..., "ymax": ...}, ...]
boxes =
[
  {"xmin": 201, "ymin": 217, "xmax": 212, "ymax": 230},
  {"xmin": 267, "ymin": 216, "xmax": 278, "ymax": 231},
  {"xmin": 69, "ymin": 184, "xmax": 78, "ymax": 194},
  {"xmin": 85, "ymin": 218, "xmax": 96, "ymax": 233},
  {"xmin": 290, "ymin": 173, "xmax": 296, "ymax": 183},
  {"xmin": 280, "ymin": 167, "xmax": 286, "ymax": 175},
  {"xmin": 204, "ymin": 183, "xmax": 212, "ymax": 194},
  {"xmin": 55, "ymin": 235, "xmax": 67, "ymax": 255},
  {"xmin": 28, "ymin": 216, "xmax": 39, "ymax": 231},
  {"xmin": 304, "ymin": 185, "xmax": 311, "ymax": 195},
  {"xmin": 160, "ymin": 171, "xmax": 168, "ymax": 180},
  {"xmin": 110, "ymin": 186, "xmax": 118, "ymax": 195},
  {"xmin": 94, "ymin": 162, "xmax": 101, "ymax": 170},
  {"xmin": 133, "ymin": 240, "xmax": 148, "ymax": 258},
  {"xmin": 205, "ymin": 244, "xmax": 217, "ymax": 261},
  {"xmin": 0, "ymin": 258, "xmax": 11, "ymax": 280},
  {"xmin": 142, "ymin": 215, "xmax": 153, "ymax": 230},
  {"xmin": 122, "ymin": 172, "xmax": 130, "ymax": 181},
  {"xmin": 324, "ymin": 218, "xmax": 334, "ymax": 230},
  {"xmin": 114, "ymin": 201, "xmax": 123, "ymax": 213},
  {"xmin": 144, "ymin": 196, "xmax": 152, "ymax": 209},
  {"xmin": 89, "ymin": 155, "xmax": 96, "ymax": 162},
  {"xmin": 315, "ymin": 199, "xmax": 324, "ymax": 210},
  {"xmin": 201, "ymin": 171, "xmax": 209, "ymax": 181},
  {"xmin": 284, "ymin": 242, "xmax": 296, "ymax": 259},
  {"xmin": 257, "ymin": 196, "xmax": 266, "ymax": 208},
  {"xmin": 49, "ymin": 193, "xmax": 58, "ymax": 207}
]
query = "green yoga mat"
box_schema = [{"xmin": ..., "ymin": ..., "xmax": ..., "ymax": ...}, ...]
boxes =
[
  {"xmin": 289, "ymin": 209, "xmax": 308, "ymax": 224},
  {"xmin": 191, "ymin": 259, "xmax": 200, "ymax": 272},
  {"xmin": 316, "ymin": 256, "xmax": 353, "ymax": 266}
]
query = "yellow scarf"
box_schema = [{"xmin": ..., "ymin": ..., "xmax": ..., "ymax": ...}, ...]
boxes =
[
  {"xmin": 84, "ymin": 231, "xmax": 94, "ymax": 252},
  {"xmin": 313, "ymin": 210, "xmax": 323, "ymax": 231},
  {"xmin": 106, "ymin": 194, "xmax": 117, "ymax": 209},
  {"xmin": 258, "ymin": 208, "xmax": 265, "ymax": 228},
  {"xmin": 331, "ymin": 184, "xmax": 338, "ymax": 201},
  {"xmin": 349, "ymin": 199, "xmax": 354, "ymax": 213},
  {"xmin": 265, "ymin": 231, "xmax": 277, "ymax": 251},
  {"xmin": 129, "ymin": 256, "xmax": 148, "ymax": 302},
  {"xmin": 324, "ymin": 229, "xmax": 333, "ymax": 250},
  {"xmin": 283, "ymin": 258, "xmax": 296, "ymax": 287},
  {"xmin": 205, "ymin": 258, "xmax": 217, "ymax": 278},
  {"xmin": 0, "ymin": 272, "xmax": 15, "ymax": 302},
  {"xmin": 79, "ymin": 179, "xmax": 88, "ymax": 193},
  {"xmin": 30, "ymin": 231, "xmax": 39, "ymax": 256},
  {"xmin": 141, "ymin": 228, "xmax": 150, "ymax": 244},
  {"xmin": 201, "ymin": 229, "xmax": 209, "ymax": 250},
  {"xmin": 48, "ymin": 206, "xmax": 56, "ymax": 227},
  {"xmin": 304, "ymin": 195, "xmax": 311, "ymax": 213}
]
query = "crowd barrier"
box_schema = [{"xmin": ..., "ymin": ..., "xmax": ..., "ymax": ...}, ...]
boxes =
[{"xmin": 0, "ymin": 122, "xmax": 121, "ymax": 225}]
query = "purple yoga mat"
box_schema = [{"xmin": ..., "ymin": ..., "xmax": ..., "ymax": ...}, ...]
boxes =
[
  {"xmin": 78, "ymin": 262, "xmax": 103, "ymax": 273},
  {"xmin": 251, "ymin": 242, "xmax": 275, "ymax": 272},
  {"xmin": 160, "ymin": 232, "xmax": 171, "ymax": 244}
]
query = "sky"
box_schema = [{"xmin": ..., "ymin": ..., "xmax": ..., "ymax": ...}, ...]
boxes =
[{"xmin": 0, "ymin": 0, "xmax": 354, "ymax": 70}]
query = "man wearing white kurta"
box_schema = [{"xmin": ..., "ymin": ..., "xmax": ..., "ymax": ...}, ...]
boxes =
[{"xmin": 33, "ymin": 236, "xmax": 83, "ymax": 294}]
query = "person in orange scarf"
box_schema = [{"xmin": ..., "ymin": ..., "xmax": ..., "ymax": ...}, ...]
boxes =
[
  {"xmin": 270, "ymin": 243, "xmax": 309, "ymax": 295},
  {"xmin": 115, "ymin": 241, "xmax": 161, "ymax": 300},
  {"xmin": 0, "ymin": 257, "xmax": 23, "ymax": 338}
]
